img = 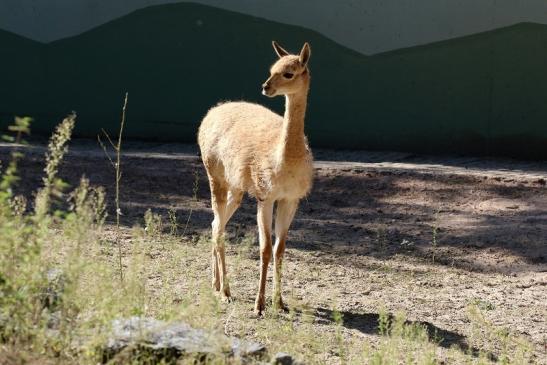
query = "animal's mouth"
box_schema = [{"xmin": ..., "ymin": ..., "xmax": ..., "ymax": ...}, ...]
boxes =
[{"xmin": 262, "ymin": 87, "xmax": 276, "ymax": 97}]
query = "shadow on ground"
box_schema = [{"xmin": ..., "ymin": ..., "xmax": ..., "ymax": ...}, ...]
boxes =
[
  {"xmin": 2, "ymin": 144, "xmax": 546, "ymax": 274},
  {"xmin": 313, "ymin": 307, "xmax": 492, "ymax": 359}
]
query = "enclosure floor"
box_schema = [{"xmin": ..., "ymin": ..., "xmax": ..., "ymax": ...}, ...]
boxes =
[{"xmin": 2, "ymin": 140, "xmax": 546, "ymax": 361}]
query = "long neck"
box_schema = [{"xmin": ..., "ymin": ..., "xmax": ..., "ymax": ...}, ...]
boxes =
[{"xmin": 278, "ymin": 88, "xmax": 309, "ymax": 163}]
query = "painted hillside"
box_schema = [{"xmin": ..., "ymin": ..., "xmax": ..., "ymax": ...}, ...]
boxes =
[
  {"xmin": 1, "ymin": 2, "xmax": 547, "ymax": 158},
  {"xmin": 357, "ymin": 22, "xmax": 547, "ymax": 157},
  {"xmin": 0, "ymin": 29, "xmax": 45, "ymax": 116}
]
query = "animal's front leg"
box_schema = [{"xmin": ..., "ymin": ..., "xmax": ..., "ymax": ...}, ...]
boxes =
[
  {"xmin": 255, "ymin": 200, "xmax": 274, "ymax": 315},
  {"xmin": 211, "ymin": 244, "xmax": 220, "ymax": 291},
  {"xmin": 273, "ymin": 199, "xmax": 298, "ymax": 311}
]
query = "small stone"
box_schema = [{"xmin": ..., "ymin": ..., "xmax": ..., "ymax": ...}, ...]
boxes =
[
  {"xmin": 232, "ymin": 337, "xmax": 267, "ymax": 358},
  {"xmin": 272, "ymin": 352, "xmax": 295, "ymax": 365},
  {"xmin": 42, "ymin": 268, "xmax": 66, "ymax": 310},
  {"xmin": 46, "ymin": 310, "xmax": 61, "ymax": 329}
]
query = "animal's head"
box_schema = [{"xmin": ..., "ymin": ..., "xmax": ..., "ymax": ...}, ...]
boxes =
[{"xmin": 262, "ymin": 41, "xmax": 311, "ymax": 97}]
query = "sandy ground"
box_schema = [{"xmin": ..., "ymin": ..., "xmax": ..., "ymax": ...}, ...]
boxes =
[{"xmin": 1, "ymin": 140, "xmax": 546, "ymax": 362}]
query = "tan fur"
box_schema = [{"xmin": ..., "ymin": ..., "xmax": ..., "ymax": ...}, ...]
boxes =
[{"xmin": 197, "ymin": 41, "xmax": 313, "ymax": 314}]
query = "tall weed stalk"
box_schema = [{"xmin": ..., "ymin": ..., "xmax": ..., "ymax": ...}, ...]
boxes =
[{"xmin": 98, "ymin": 93, "xmax": 128, "ymax": 283}]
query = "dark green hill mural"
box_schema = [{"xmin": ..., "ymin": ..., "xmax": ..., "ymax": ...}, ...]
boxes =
[
  {"xmin": 1, "ymin": 2, "xmax": 547, "ymax": 158},
  {"xmin": 0, "ymin": 29, "xmax": 45, "ymax": 117},
  {"xmin": 362, "ymin": 22, "xmax": 547, "ymax": 157}
]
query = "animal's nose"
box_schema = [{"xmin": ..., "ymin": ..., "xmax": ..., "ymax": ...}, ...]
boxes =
[{"xmin": 262, "ymin": 82, "xmax": 271, "ymax": 90}]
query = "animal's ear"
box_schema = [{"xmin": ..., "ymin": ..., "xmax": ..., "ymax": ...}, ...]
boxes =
[
  {"xmin": 299, "ymin": 42, "xmax": 311, "ymax": 66},
  {"xmin": 272, "ymin": 41, "xmax": 290, "ymax": 58}
]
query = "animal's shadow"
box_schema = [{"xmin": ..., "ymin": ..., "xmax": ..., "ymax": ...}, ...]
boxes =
[{"xmin": 313, "ymin": 307, "xmax": 494, "ymax": 360}]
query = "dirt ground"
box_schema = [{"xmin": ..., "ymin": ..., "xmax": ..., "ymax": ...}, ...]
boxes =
[{"xmin": 1, "ymin": 140, "xmax": 546, "ymax": 362}]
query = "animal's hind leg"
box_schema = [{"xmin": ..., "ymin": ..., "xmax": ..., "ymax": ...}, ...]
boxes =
[
  {"xmin": 214, "ymin": 189, "xmax": 242, "ymax": 300},
  {"xmin": 207, "ymin": 171, "xmax": 231, "ymax": 300},
  {"xmin": 225, "ymin": 189, "xmax": 243, "ymax": 224}
]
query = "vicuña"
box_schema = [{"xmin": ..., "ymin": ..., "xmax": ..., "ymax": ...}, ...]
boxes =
[{"xmin": 198, "ymin": 41, "xmax": 313, "ymax": 315}]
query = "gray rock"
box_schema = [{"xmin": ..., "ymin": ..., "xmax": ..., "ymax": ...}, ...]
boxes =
[
  {"xmin": 271, "ymin": 352, "xmax": 296, "ymax": 365},
  {"xmin": 46, "ymin": 310, "xmax": 61, "ymax": 329},
  {"xmin": 0, "ymin": 313, "xmax": 5, "ymax": 335},
  {"xmin": 42, "ymin": 268, "xmax": 66, "ymax": 310},
  {"xmin": 232, "ymin": 336, "xmax": 268, "ymax": 358},
  {"xmin": 103, "ymin": 317, "xmax": 266, "ymax": 363}
]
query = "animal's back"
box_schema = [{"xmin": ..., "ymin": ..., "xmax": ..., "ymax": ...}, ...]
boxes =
[{"xmin": 198, "ymin": 101, "xmax": 284, "ymax": 191}]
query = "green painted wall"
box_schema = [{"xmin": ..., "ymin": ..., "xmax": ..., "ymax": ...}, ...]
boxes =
[{"xmin": 1, "ymin": 3, "xmax": 547, "ymax": 158}]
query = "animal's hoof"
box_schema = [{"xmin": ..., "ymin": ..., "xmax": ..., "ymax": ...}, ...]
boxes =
[
  {"xmin": 274, "ymin": 301, "xmax": 289, "ymax": 313},
  {"xmin": 221, "ymin": 294, "xmax": 234, "ymax": 303},
  {"xmin": 273, "ymin": 293, "xmax": 288, "ymax": 312},
  {"xmin": 254, "ymin": 299, "xmax": 265, "ymax": 316}
]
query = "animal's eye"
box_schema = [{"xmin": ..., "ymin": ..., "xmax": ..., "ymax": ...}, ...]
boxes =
[{"xmin": 283, "ymin": 72, "xmax": 294, "ymax": 79}]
